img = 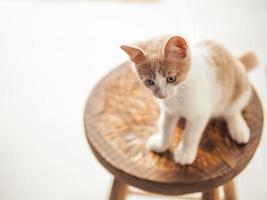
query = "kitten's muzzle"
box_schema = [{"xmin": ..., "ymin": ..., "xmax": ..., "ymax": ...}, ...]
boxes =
[{"xmin": 154, "ymin": 91, "xmax": 168, "ymax": 99}]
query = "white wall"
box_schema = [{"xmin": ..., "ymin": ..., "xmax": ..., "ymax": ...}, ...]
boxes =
[{"xmin": 0, "ymin": 0, "xmax": 267, "ymax": 199}]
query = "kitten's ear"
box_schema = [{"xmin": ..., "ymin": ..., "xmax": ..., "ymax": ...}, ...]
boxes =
[
  {"xmin": 164, "ymin": 36, "xmax": 188, "ymax": 60},
  {"xmin": 120, "ymin": 45, "xmax": 145, "ymax": 64}
]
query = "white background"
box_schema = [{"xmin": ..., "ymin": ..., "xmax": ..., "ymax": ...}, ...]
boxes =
[{"xmin": 0, "ymin": 0, "xmax": 267, "ymax": 199}]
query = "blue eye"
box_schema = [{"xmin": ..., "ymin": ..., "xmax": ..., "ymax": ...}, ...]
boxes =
[
  {"xmin": 166, "ymin": 76, "xmax": 176, "ymax": 83},
  {"xmin": 144, "ymin": 79, "xmax": 155, "ymax": 85}
]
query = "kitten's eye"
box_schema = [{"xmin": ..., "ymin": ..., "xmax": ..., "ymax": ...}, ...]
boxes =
[
  {"xmin": 166, "ymin": 76, "xmax": 176, "ymax": 83},
  {"xmin": 144, "ymin": 79, "xmax": 155, "ymax": 86}
]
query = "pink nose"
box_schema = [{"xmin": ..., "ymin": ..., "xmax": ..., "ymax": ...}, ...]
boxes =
[{"xmin": 156, "ymin": 91, "xmax": 167, "ymax": 99}]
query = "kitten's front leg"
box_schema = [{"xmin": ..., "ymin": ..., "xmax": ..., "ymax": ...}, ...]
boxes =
[
  {"xmin": 146, "ymin": 105, "xmax": 179, "ymax": 153},
  {"xmin": 174, "ymin": 113, "xmax": 210, "ymax": 165}
]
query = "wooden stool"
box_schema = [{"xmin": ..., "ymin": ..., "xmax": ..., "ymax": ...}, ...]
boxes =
[{"xmin": 84, "ymin": 62, "xmax": 264, "ymax": 200}]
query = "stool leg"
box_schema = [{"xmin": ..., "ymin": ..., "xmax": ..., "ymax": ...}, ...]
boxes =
[
  {"xmin": 202, "ymin": 188, "xmax": 219, "ymax": 200},
  {"xmin": 223, "ymin": 180, "xmax": 236, "ymax": 200},
  {"xmin": 109, "ymin": 178, "xmax": 128, "ymax": 200}
]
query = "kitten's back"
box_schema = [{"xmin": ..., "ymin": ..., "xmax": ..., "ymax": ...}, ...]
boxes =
[{"xmin": 200, "ymin": 41, "xmax": 252, "ymax": 107}]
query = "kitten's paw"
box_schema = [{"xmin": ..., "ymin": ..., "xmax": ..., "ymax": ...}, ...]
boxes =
[
  {"xmin": 173, "ymin": 145, "xmax": 196, "ymax": 165},
  {"xmin": 229, "ymin": 121, "xmax": 250, "ymax": 144},
  {"xmin": 146, "ymin": 134, "xmax": 169, "ymax": 153}
]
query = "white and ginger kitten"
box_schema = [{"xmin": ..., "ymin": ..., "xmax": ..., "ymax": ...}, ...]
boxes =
[{"xmin": 121, "ymin": 36, "xmax": 257, "ymax": 165}]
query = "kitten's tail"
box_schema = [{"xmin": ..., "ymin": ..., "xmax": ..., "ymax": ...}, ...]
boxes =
[{"xmin": 239, "ymin": 52, "xmax": 258, "ymax": 71}]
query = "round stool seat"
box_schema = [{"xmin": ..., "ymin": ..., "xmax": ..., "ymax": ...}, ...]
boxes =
[{"xmin": 84, "ymin": 62, "xmax": 264, "ymax": 195}]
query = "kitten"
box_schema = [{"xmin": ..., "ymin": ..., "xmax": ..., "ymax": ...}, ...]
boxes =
[{"xmin": 121, "ymin": 36, "xmax": 257, "ymax": 165}]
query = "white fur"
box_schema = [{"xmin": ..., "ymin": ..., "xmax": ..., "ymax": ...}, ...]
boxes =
[{"xmin": 146, "ymin": 45, "xmax": 251, "ymax": 165}]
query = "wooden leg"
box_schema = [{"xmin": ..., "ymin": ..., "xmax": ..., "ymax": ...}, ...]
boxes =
[
  {"xmin": 202, "ymin": 188, "xmax": 219, "ymax": 200},
  {"xmin": 109, "ymin": 178, "xmax": 128, "ymax": 200},
  {"xmin": 223, "ymin": 180, "xmax": 236, "ymax": 200}
]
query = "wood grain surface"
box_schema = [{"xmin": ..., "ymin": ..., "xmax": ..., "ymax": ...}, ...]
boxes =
[{"xmin": 84, "ymin": 62, "xmax": 263, "ymax": 195}]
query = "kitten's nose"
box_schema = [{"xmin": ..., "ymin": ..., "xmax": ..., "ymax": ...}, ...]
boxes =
[{"xmin": 157, "ymin": 91, "xmax": 167, "ymax": 99}]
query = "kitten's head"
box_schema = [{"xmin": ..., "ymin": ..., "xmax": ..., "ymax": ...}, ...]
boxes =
[{"xmin": 121, "ymin": 36, "xmax": 191, "ymax": 99}]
